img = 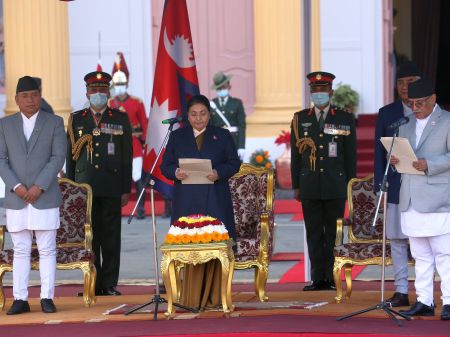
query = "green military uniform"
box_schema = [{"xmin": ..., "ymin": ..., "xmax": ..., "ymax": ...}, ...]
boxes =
[
  {"xmin": 210, "ymin": 96, "xmax": 246, "ymax": 149},
  {"xmin": 66, "ymin": 104, "xmax": 132, "ymax": 292},
  {"xmin": 291, "ymin": 102, "xmax": 356, "ymax": 287}
]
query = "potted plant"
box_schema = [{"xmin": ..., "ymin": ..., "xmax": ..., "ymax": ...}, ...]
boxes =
[
  {"xmin": 249, "ymin": 149, "xmax": 273, "ymax": 169},
  {"xmin": 331, "ymin": 82, "xmax": 360, "ymax": 123}
]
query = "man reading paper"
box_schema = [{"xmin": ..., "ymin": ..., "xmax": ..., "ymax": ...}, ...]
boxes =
[{"xmin": 390, "ymin": 79, "xmax": 450, "ymax": 320}]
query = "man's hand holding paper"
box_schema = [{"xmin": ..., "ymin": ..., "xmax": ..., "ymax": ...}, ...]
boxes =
[{"xmin": 381, "ymin": 137, "xmax": 425, "ymax": 175}]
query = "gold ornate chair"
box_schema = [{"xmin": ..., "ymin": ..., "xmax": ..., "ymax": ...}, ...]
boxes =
[
  {"xmin": 333, "ymin": 174, "xmax": 392, "ymax": 303},
  {"xmin": 0, "ymin": 178, "xmax": 96, "ymax": 309},
  {"xmin": 228, "ymin": 163, "xmax": 275, "ymax": 302}
]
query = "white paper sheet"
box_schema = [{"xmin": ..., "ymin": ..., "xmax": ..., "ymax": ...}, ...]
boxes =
[
  {"xmin": 380, "ymin": 137, "xmax": 425, "ymax": 175},
  {"xmin": 178, "ymin": 158, "xmax": 214, "ymax": 184}
]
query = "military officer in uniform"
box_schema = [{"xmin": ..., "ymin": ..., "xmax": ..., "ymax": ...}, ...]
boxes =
[
  {"xmin": 290, "ymin": 71, "xmax": 356, "ymax": 291},
  {"xmin": 66, "ymin": 71, "xmax": 132, "ymax": 296},
  {"xmin": 210, "ymin": 71, "xmax": 246, "ymax": 160},
  {"xmin": 109, "ymin": 65, "xmax": 148, "ymax": 219}
]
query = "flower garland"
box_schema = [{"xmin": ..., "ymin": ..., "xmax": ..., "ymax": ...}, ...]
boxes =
[{"xmin": 164, "ymin": 214, "xmax": 230, "ymax": 244}]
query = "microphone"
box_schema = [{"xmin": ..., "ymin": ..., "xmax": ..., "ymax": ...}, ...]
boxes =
[
  {"xmin": 388, "ymin": 116, "xmax": 409, "ymax": 130},
  {"xmin": 162, "ymin": 116, "xmax": 184, "ymax": 125}
]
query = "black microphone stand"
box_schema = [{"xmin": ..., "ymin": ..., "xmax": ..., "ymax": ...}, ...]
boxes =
[
  {"xmin": 336, "ymin": 129, "xmax": 411, "ymax": 326},
  {"xmin": 125, "ymin": 121, "xmax": 197, "ymax": 320}
]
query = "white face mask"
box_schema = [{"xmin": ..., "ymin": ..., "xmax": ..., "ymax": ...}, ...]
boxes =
[
  {"xmin": 216, "ymin": 89, "xmax": 229, "ymax": 98},
  {"xmin": 89, "ymin": 93, "xmax": 108, "ymax": 109},
  {"xmin": 114, "ymin": 85, "xmax": 127, "ymax": 96}
]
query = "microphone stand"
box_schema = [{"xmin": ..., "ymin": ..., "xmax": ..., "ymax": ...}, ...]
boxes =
[
  {"xmin": 125, "ymin": 121, "xmax": 197, "ymax": 320},
  {"xmin": 336, "ymin": 129, "xmax": 411, "ymax": 326}
]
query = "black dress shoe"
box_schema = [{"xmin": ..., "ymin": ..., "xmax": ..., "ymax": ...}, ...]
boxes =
[
  {"xmin": 322, "ymin": 280, "xmax": 336, "ymax": 291},
  {"xmin": 40, "ymin": 298, "xmax": 57, "ymax": 313},
  {"xmin": 303, "ymin": 280, "xmax": 326, "ymax": 291},
  {"xmin": 103, "ymin": 286, "xmax": 122, "ymax": 296},
  {"xmin": 386, "ymin": 292, "xmax": 410, "ymax": 307},
  {"xmin": 399, "ymin": 301, "xmax": 434, "ymax": 317},
  {"xmin": 6, "ymin": 300, "xmax": 30, "ymax": 315},
  {"xmin": 441, "ymin": 304, "xmax": 450, "ymax": 320},
  {"xmin": 136, "ymin": 209, "xmax": 146, "ymax": 220}
]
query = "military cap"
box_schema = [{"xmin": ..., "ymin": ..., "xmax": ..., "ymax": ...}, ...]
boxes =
[
  {"xmin": 16, "ymin": 76, "xmax": 40, "ymax": 94},
  {"xmin": 211, "ymin": 71, "xmax": 232, "ymax": 89},
  {"xmin": 408, "ymin": 78, "xmax": 434, "ymax": 99},
  {"xmin": 84, "ymin": 71, "xmax": 112, "ymax": 87},
  {"xmin": 307, "ymin": 71, "xmax": 335, "ymax": 87},
  {"xmin": 396, "ymin": 61, "xmax": 420, "ymax": 80}
]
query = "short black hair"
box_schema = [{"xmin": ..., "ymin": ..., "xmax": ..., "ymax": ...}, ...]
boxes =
[{"xmin": 187, "ymin": 94, "xmax": 211, "ymax": 113}]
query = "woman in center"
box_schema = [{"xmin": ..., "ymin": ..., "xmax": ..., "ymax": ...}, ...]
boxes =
[{"xmin": 161, "ymin": 94, "xmax": 240, "ymax": 310}]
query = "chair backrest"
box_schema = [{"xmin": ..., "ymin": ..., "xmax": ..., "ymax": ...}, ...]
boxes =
[
  {"xmin": 347, "ymin": 175, "xmax": 385, "ymax": 243},
  {"xmin": 229, "ymin": 163, "xmax": 275, "ymax": 256},
  {"xmin": 57, "ymin": 178, "xmax": 92, "ymax": 246}
]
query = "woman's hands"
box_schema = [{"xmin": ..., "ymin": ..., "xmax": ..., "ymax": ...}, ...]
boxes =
[
  {"xmin": 175, "ymin": 168, "xmax": 219, "ymax": 182},
  {"xmin": 175, "ymin": 168, "xmax": 188, "ymax": 180}
]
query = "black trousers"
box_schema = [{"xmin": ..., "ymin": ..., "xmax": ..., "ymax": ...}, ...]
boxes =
[
  {"xmin": 92, "ymin": 196, "xmax": 122, "ymax": 289},
  {"xmin": 301, "ymin": 198, "xmax": 346, "ymax": 282}
]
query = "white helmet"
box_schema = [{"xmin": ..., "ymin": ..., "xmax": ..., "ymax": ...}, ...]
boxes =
[{"xmin": 112, "ymin": 70, "xmax": 128, "ymax": 85}]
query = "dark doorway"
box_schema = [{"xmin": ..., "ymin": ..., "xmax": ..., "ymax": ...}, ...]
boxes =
[
  {"xmin": 410, "ymin": 0, "xmax": 450, "ymax": 109},
  {"xmin": 435, "ymin": 0, "xmax": 450, "ymax": 109}
]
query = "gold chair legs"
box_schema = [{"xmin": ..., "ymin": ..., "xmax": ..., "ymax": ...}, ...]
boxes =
[
  {"xmin": 255, "ymin": 263, "xmax": 269, "ymax": 302},
  {"xmin": 0, "ymin": 267, "xmax": 9, "ymax": 310}
]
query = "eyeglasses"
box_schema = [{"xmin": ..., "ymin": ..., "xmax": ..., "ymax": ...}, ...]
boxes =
[{"xmin": 406, "ymin": 96, "xmax": 431, "ymax": 109}]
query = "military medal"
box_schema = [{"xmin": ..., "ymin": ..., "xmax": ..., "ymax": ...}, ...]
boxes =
[{"xmin": 93, "ymin": 128, "xmax": 101, "ymax": 136}]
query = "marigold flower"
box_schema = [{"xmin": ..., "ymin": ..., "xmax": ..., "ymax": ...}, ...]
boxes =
[
  {"xmin": 256, "ymin": 155, "xmax": 263, "ymax": 163},
  {"xmin": 264, "ymin": 150, "xmax": 269, "ymax": 159},
  {"xmin": 191, "ymin": 234, "xmax": 200, "ymax": 243},
  {"xmin": 212, "ymin": 232, "xmax": 222, "ymax": 242},
  {"xmin": 181, "ymin": 234, "xmax": 191, "ymax": 244},
  {"xmin": 265, "ymin": 162, "xmax": 272, "ymax": 169},
  {"xmin": 201, "ymin": 233, "xmax": 212, "ymax": 243}
]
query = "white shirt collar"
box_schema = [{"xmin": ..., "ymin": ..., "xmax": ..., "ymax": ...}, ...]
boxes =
[
  {"xmin": 193, "ymin": 128, "xmax": 206, "ymax": 138},
  {"xmin": 314, "ymin": 105, "xmax": 330, "ymax": 121}
]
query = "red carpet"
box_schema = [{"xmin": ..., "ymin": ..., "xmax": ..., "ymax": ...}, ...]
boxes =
[
  {"xmin": 3, "ymin": 315, "xmax": 449, "ymax": 337},
  {"xmin": 290, "ymin": 202, "xmax": 349, "ymax": 221},
  {"xmin": 274, "ymin": 199, "xmax": 301, "ymax": 214},
  {"xmin": 271, "ymin": 252, "xmax": 303, "ymax": 261},
  {"xmin": 278, "ymin": 253, "xmax": 365, "ymax": 283}
]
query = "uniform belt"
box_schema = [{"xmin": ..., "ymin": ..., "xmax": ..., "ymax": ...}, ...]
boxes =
[{"xmin": 223, "ymin": 126, "xmax": 238, "ymax": 133}]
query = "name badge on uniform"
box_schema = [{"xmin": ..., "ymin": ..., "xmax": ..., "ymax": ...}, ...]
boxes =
[
  {"xmin": 108, "ymin": 142, "xmax": 115, "ymax": 155},
  {"xmin": 329, "ymin": 141, "xmax": 337, "ymax": 157}
]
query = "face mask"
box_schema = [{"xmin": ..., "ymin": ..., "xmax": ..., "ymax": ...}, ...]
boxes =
[
  {"xmin": 311, "ymin": 92, "xmax": 330, "ymax": 107},
  {"xmin": 216, "ymin": 89, "xmax": 229, "ymax": 98},
  {"xmin": 89, "ymin": 93, "xmax": 108, "ymax": 108},
  {"xmin": 114, "ymin": 85, "xmax": 127, "ymax": 96}
]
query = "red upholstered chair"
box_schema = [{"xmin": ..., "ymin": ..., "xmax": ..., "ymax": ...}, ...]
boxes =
[
  {"xmin": 229, "ymin": 163, "xmax": 275, "ymax": 302},
  {"xmin": 0, "ymin": 178, "xmax": 96, "ymax": 310},
  {"xmin": 333, "ymin": 175, "xmax": 392, "ymax": 303}
]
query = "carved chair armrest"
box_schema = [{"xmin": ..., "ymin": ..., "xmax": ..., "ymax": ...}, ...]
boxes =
[
  {"xmin": 84, "ymin": 223, "xmax": 93, "ymax": 251},
  {"xmin": 0, "ymin": 225, "xmax": 5, "ymax": 250},
  {"xmin": 335, "ymin": 217, "xmax": 352, "ymax": 246},
  {"xmin": 258, "ymin": 212, "xmax": 271, "ymax": 261}
]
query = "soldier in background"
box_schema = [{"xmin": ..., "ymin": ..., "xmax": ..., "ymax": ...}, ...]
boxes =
[
  {"xmin": 32, "ymin": 77, "xmax": 54, "ymax": 114},
  {"xmin": 110, "ymin": 52, "xmax": 148, "ymax": 219},
  {"xmin": 66, "ymin": 71, "xmax": 132, "ymax": 296},
  {"xmin": 290, "ymin": 71, "xmax": 356, "ymax": 291},
  {"xmin": 210, "ymin": 71, "xmax": 246, "ymax": 161}
]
